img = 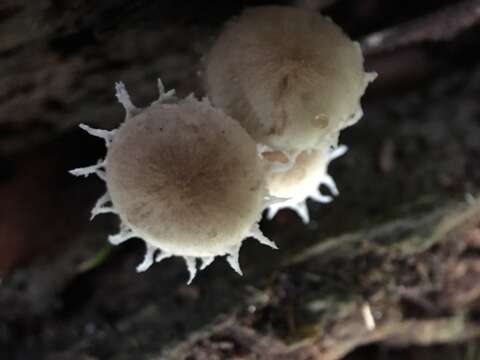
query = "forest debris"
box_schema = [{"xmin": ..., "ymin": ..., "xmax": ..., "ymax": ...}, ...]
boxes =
[
  {"xmin": 163, "ymin": 198, "xmax": 480, "ymax": 360},
  {"xmin": 362, "ymin": 0, "xmax": 480, "ymax": 55}
]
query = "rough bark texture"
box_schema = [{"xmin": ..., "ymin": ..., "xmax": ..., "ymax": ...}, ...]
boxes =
[
  {"xmin": 1, "ymin": 1, "xmax": 480, "ymax": 359},
  {"xmin": 164, "ymin": 199, "xmax": 480, "ymax": 359}
]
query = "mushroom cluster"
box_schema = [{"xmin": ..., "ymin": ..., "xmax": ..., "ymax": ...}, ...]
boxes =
[
  {"xmin": 206, "ymin": 5, "xmax": 376, "ymax": 222},
  {"xmin": 71, "ymin": 6, "xmax": 375, "ymax": 283}
]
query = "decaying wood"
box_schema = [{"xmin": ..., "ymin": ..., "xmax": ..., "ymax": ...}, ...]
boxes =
[
  {"xmin": 0, "ymin": 0, "xmax": 209, "ymax": 155},
  {"xmin": 164, "ymin": 198, "xmax": 480, "ymax": 360}
]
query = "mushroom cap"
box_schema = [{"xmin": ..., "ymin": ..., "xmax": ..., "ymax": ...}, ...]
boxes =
[
  {"xmin": 206, "ymin": 5, "xmax": 369, "ymax": 153},
  {"xmin": 106, "ymin": 98, "xmax": 266, "ymax": 257},
  {"xmin": 267, "ymin": 148, "xmax": 330, "ymax": 199}
]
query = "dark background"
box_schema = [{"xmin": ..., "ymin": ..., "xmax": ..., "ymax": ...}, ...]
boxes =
[{"xmin": 1, "ymin": 0, "xmax": 480, "ymax": 359}]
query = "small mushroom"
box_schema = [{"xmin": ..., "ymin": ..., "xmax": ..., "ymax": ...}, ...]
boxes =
[
  {"xmin": 70, "ymin": 80, "xmax": 276, "ymax": 284},
  {"xmin": 205, "ymin": 5, "xmax": 375, "ymax": 156}
]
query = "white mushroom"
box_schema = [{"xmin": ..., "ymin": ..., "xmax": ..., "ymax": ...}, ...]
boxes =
[
  {"xmin": 265, "ymin": 145, "xmax": 348, "ymax": 223},
  {"xmin": 70, "ymin": 80, "xmax": 276, "ymax": 284},
  {"xmin": 206, "ymin": 6, "xmax": 376, "ymax": 222},
  {"xmin": 206, "ymin": 5, "xmax": 376, "ymax": 157}
]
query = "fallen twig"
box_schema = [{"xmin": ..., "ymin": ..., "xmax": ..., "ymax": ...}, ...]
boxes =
[{"xmin": 361, "ymin": 0, "xmax": 480, "ymax": 55}]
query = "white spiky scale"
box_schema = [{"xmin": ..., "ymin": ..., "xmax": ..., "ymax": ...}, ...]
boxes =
[
  {"xmin": 265, "ymin": 144, "xmax": 348, "ymax": 223},
  {"xmin": 206, "ymin": 5, "xmax": 376, "ymax": 155},
  {"xmin": 70, "ymin": 81, "xmax": 277, "ymax": 283}
]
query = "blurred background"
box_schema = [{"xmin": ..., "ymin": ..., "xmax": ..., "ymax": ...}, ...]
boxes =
[{"xmin": 1, "ymin": 0, "xmax": 480, "ymax": 359}]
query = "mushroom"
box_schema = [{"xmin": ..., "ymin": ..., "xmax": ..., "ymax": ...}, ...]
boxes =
[
  {"xmin": 206, "ymin": 5, "xmax": 376, "ymax": 221},
  {"xmin": 206, "ymin": 5, "xmax": 375, "ymax": 157},
  {"xmin": 265, "ymin": 145, "xmax": 347, "ymax": 223},
  {"xmin": 70, "ymin": 80, "xmax": 276, "ymax": 283}
]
